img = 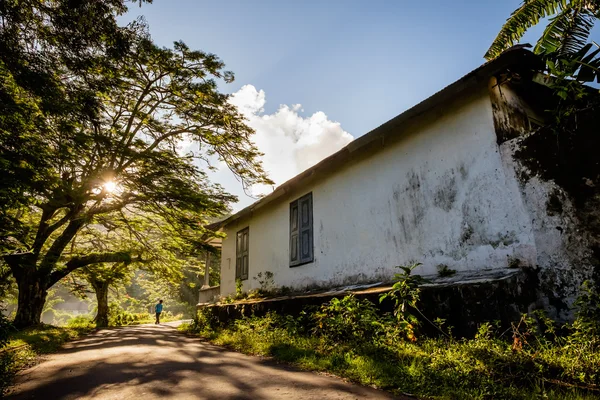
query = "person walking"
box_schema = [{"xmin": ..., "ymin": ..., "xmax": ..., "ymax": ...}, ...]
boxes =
[{"xmin": 155, "ymin": 300, "xmax": 163, "ymax": 324}]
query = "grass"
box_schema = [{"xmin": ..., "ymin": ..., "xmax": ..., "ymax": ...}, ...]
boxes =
[
  {"xmin": 181, "ymin": 305, "xmax": 600, "ymax": 400},
  {"xmin": 0, "ymin": 318, "xmax": 97, "ymax": 396},
  {"xmin": 0, "ymin": 311, "xmax": 183, "ymax": 396}
]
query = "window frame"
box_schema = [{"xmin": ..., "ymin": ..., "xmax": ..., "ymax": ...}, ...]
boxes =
[
  {"xmin": 289, "ymin": 192, "xmax": 313, "ymax": 267},
  {"xmin": 235, "ymin": 227, "xmax": 249, "ymax": 280}
]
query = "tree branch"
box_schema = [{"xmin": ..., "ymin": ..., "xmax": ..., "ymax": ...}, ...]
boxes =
[
  {"xmin": 39, "ymin": 211, "xmax": 87, "ymax": 273},
  {"xmin": 50, "ymin": 251, "xmax": 133, "ymax": 286}
]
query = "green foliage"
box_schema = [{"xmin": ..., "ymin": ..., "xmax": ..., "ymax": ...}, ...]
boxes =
[
  {"xmin": 313, "ymin": 295, "xmax": 388, "ymax": 346},
  {"xmin": 107, "ymin": 302, "xmax": 151, "ymax": 326},
  {"xmin": 183, "ymin": 278, "xmax": 600, "ymax": 399},
  {"xmin": 1, "ymin": 0, "xmax": 271, "ymax": 327},
  {"xmin": 379, "ymin": 263, "xmax": 428, "ymax": 341},
  {"xmin": 0, "ymin": 308, "xmax": 13, "ymax": 349},
  {"xmin": 485, "ymin": 0, "xmax": 598, "ymax": 60},
  {"xmin": 40, "ymin": 288, "xmax": 66, "ymax": 323},
  {"xmin": 126, "ymin": 270, "xmax": 195, "ymax": 317},
  {"xmin": 0, "ymin": 322, "xmax": 96, "ymax": 396},
  {"xmin": 235, "ymin": 278, "xmax": 244, "ymax": 299},
  {"xmin": 569, "ymin": 281, "xmax": 600, "ymax": 347},
  {"xmin": 436, "ymin": 264, "xmax": 457, "ymax": 277},
  {"xmin": 190, "ymin": 306, "xmax": 221, "ymax": 335},
  {"xmin": 486, "ymin": 0, "xmax": 600, "ymax": 103},
  {"xmin": 66, "ymin": 316, "xmax": 96, "ymax": 330}
]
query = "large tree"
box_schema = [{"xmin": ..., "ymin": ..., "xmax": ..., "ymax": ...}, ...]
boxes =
[
  {"xmin": 1, "ymin": 0, "xmax": 149, "ymax": 296},
  {"xmin": 1, "ymin": 13, "xmax": 271, "ymax": 326}
]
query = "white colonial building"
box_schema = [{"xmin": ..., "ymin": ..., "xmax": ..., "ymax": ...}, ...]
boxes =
[{"xmin": 208, "ymin": 49, "xmax": 595, "ymax": 320}]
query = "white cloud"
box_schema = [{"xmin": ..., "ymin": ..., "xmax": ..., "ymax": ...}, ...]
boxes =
[{"xmin": 227, "ymin": 85, "xmax": 353, "ymax": 202}]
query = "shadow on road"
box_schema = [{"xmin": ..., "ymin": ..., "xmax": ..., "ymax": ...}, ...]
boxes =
[{"xmin": 7, "ymin": 324, "xmax": 400, "ymax": 400}]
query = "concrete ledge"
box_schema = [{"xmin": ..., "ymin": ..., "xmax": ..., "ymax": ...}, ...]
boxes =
[
  {"xmin": 198, "ymin": 268, "xmax": 537, "ymax": 337},
  {"xmin": 198, "ymin": 286, "xmax": 220, "ymax": 304}
]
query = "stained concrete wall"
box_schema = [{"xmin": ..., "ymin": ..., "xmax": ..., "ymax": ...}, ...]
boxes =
[
  {"xmin": 220, "ymin": 83, "xmax": 541, "ymax": 297},
  {"xmin": 487, "ymin": 77, "xmax": 597, "ymax": 321}
]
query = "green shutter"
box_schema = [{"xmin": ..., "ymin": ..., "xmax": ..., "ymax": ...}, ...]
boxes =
[
  {"xmin": 290, "ymin": 193, "xmax": 313, "ymax": 266},
  {"xmin": 290, "ymin": 202, "xmax": 299, "ymax": 265},
  {"xmin": 236, "ymin": 227, "xmax": 249, "ymax": 280}
]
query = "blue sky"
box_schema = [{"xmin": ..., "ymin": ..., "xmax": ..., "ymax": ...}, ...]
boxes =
[{"xmin": 122, "ymin": 1, "xmax": 599, "ymax": 209}]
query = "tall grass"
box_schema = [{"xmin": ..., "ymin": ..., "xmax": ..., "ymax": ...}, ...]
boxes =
[{"xmin": 183, "ymin": 281, "xmax": 600, "ymax": 400}]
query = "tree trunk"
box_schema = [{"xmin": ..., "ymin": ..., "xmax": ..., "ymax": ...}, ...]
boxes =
[
  {"xmin": 93, "ymin": 281, "xmax": 110, "ymax": 327},
  {"xmin": 14, "ymin": 270, "xmax": 48, "ymax": 328}
]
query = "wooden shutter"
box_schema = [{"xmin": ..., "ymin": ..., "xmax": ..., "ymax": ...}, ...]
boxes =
[
  {"xmin": 236, "ymin": 227, "xmax": 249, "ymax": 280},
  {"xmin": 299, "ymin": 194, "xmax": 313, "ymax": 263},
  {"xmin": 290, "ymin": 202, "xmax": 299, "ymax": 265},
  {"xmin": 290, "ymin": 193, "xmax": 313, "ymax": 266}
]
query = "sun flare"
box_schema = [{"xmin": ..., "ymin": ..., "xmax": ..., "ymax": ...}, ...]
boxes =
[{"xmin": 103, "ymin": 180, "xmax": 117, "ymax": 193}]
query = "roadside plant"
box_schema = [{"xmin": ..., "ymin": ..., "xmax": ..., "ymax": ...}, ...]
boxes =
[
  {"xmin": 569, "ymin": 280, "xmax": 600, "ymax": 348},
  {"xmin": 235, "ymin": 279, "xmax": 244, "ymax": 299},
  {"xmin": 0, "ymin": 309, "xmax": 12, "ymax": 349},
  {"xmin": 379, "ymin": 263, "xmax": 429, "ymax": 341},
  {"xmin": 312, "ymin": 295, "xmax": 387, "ymax": 345},
  {"xmin": 193, "ymin": 306, "xmax": 220, "ymax": 334}
]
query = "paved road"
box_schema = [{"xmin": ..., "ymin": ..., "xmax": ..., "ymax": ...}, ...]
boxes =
[{"xmin": 7, "ymin": 322, "xmax": 402, "ymax": 400}]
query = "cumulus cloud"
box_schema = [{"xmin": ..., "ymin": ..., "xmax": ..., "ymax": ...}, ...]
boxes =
[{"xmin": 228, "ymin": 85, "xmax": 353, "ymax": 199}]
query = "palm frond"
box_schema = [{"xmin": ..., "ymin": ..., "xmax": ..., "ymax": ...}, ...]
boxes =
[
  {"xmin": 573, "ymin": 42, "xmax": 600, "ymax": 82},
  {"xmin": 485, "ymin": 0, "xmax": 568, "ymax": 60},
  {"xmin": 535, "ymin": 7, "xmax": 595, "ymax": 55}
]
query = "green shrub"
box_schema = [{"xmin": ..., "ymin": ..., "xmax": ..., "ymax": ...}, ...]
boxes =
[
  {"xmin": 0, "ymin": 309, "xmax": 15, "ymax": 396},
  {"xmin": 182, "ymin": 276, "xmax": 600, "ymax": 399},
  {"xmin": 0, "ymin": 310, "xmax": 12, "ymax": 349},
  {"xmin": 191, "ymin": 307, "xmax": 221, "ymax": 334},
  {"xmin": 66, "ymin": 315, "xmax": 95, "ymax": 329},
  {"xmin": 312, "ymin": 295, "xmax": 389, "ymax": 346},
  {"xmin": 108, "ymin": 302, "xmax": 151, "ymax": 326},
  {"xmin": 379, "ymin": 263, "xmax": 429, "ymax": 341}
]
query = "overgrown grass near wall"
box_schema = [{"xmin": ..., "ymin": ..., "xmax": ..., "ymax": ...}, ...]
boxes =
[{"xmin": 182, "ymin": 281, "xmax": 600, "ymax": 400}]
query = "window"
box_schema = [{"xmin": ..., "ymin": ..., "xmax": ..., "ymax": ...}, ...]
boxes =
[
  {"xmin": 235, "ymin": 227, "xmax": 249, "ymax": 280},
  {"xmin": 290, "ymin": 193, "xmax": 313, "ymax": 267}
]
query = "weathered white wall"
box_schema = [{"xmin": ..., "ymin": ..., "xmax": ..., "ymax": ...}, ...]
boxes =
[
  {"xmin": 487, "ymin": 79, "xmax": 597, "ymax": 321},
  {"xmin": 221, "ymin": 86, "xmax": 539, "ymax": 297},
  {"xmin": 499, "ymin": 137, "xmax": 596, "ymax": 321}
]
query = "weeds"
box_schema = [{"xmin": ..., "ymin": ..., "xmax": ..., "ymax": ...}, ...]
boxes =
[
  {"xmin": 185, "ymin": 268, "xmax": 600, "ymax": 400},
  {"xmin": 253, "ymin": 271, "xmax": 275, "ymax": 293},
  {"xmin": 0, "ymin": 322, "xmax": 96, "ymax": 396},
  {"xmin": 437, "ymin": 264, "xmax": 457, "ymax": 277}
]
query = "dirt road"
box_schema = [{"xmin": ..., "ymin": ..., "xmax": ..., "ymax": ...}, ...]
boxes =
[{"xmin": 7, "ymin": 322, "xmax": 402, "ymax": 399}]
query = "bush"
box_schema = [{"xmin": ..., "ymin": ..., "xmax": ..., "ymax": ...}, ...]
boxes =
[
  {"xmin": 66, "ymin": 315, "xmax": 95, "ymax": 329},
  {"xmin": 0, "ymin": 309, "xmax": 12, "ymax": 349},
  {"xmin": 191, "ymin": 307, "xmax": 221, "ymax": 334},
  {"xmin": 0, "ymin": 309, "xmax": 15, "ymax": 396},
  {"xmin": 312, "ymin": 295, "xmax": 389, "ymax": 346},
  {"xmin": 108, "ymin": 302, "xmax": 151, "ymax": 326},
  {"xmin": 182, "ymin": 278, "xmax": 600, "ymax": 399}
]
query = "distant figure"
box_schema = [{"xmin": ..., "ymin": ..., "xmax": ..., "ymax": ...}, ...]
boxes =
[{"xmin": 155, "ymin": 300, "xmax": 163, "ymax": 324}]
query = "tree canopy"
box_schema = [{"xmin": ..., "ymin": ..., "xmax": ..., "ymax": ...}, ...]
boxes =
[{"xmin": 1, "ymin": 1, "xmax": 271, "ymax": 327}]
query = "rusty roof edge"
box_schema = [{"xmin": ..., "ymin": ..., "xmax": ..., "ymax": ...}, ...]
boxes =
[{"xmin": 212, "ymin": 49, "xmax": 542, "ymax": 230}]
